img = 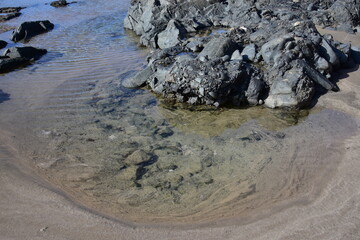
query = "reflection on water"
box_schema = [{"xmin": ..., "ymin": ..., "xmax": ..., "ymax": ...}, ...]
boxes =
[
  {"xmin": 0, "ymin": 0, "xmax": 358, "ymax": 226},
  {"xmin": 159, "ymin": 102, "xmax": 312, "ymax": 136},
  {"xmin": 0, "ymin": 89, "xmax": 10, "ymax": 103}
]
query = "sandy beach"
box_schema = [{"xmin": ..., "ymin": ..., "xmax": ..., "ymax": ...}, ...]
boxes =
[{"xmin": 0, "ymin": 27, "xmax": 360, "ymax": 239}]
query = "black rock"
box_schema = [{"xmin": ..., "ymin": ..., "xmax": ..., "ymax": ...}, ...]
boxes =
[
  {"xmin": 4, "ymin": 47, "xmax": 47, "ymax": 60},
  {"xmin": 0, "ymin": 12, "xmax": 21, "ymax": 22},
  {"xmin": 0, "ymin": 47, "xmax": 47, "ymax": 73},
  {"xmin": 11, "ymin": 20, "xmax": 54, "ymax": 42},
  {"xmin": 0, "ymin": 7, "xmax": 22, "ymax": 13},
  {"xmin": 50, "ymin": 0, "xmax": 69, "ymax": 7},
  {"xmin": 0, "ymin": 40, "xmax": 7, "ymax": 49}
]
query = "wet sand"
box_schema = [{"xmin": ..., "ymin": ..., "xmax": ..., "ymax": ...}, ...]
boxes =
[{"xmin": 1, "ymin": 23, "xmax": 360, "ymax": 240}]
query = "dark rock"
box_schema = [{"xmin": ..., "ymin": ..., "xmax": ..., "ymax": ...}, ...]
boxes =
[
  {"xmin": 295, "ymin": 59, "xmax": 337, "ymax": 91},
  {"xmin": 198, "ymin": 36, "xmax": 238, "ymax": 59},
  {"xmin": 319, "ymin": 38, "xmax": 340, "ymax": 68},
  {"xmin": 50, "ymin": 0, "xmax": 69, "ymax": 7},
  {"xmin": 351, "ymin": 46, "xmax": 360, "ymax": 64},
  {"xmin": 0, "ymin": 40, "xmax": 7, "ymax": 49},
  {"xmin": 4, "ymin": 47, "xmax": 47, "ymax": 60},
  {"xmin": 123, "ymin": 0, "xmax": 360, "ymax": 109},
  {"xmin": 0, "ymin": 47, "xmax": 47, "ymax": 73},
  {"xmin": 0, "ymin": 7, "xmax": 22, "ymax": 13},
  {"xmin": 0, "ymin": 57, "xmax": 29, "ymax": 73},
  {"xmin": 245, "ymin": 77, "xmax": 264, "ymax": 105},
  {"xmin": 0, "ymin": 12, "xmax": 21, "ymax": 22},
  {"xmin": 11, "ymin": 20, "xmax": 54, "ymax": 42}
]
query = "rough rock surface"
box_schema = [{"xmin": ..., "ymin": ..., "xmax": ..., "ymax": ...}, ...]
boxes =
[
  {"xmin": 123, "ymin": 0, "xmax": 360, "ymax": 108},
  {"xmin": 0, "ymin": 47, "xmax": 47, "ymax": 73},
  {"xmin": 11, "ymin": 20, "xmax": 54, "ymax": 42}
]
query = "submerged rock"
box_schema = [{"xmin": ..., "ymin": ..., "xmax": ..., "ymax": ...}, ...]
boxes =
[{"xmin": 11, "ymin": 20, "xmax": 54, "ymax": 42}]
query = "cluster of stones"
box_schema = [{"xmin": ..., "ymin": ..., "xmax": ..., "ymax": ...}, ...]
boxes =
[
  {"xmin": 123, "ymin": 0, "xmax": 360, "ymax": 108},
  {"xmin": 0, "ymin": 1, "xmax": 73, "ymax": 73}
]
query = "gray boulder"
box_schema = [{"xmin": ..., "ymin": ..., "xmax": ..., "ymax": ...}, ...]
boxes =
[
  {"xmin": 198, "ymin": 36, "xmax": 238, "ymax": 59},
  {"xmin": 265, "ymin": 67, "xmax": 314, "ymax": 108},
  {"xmin": 260, "ymin": 34, "xmax": 294, "ymax": 65},
  {"xmin": 230, "ymin": 49, "xmax": 242, "ymax": 61},
  {"xmin": 122, "ymin": 66, "xmax": 154, "ymax": 88},
  {"xmin": 11, "ymin": 20, "xmax": 54, "ymax": 42},
  {"xmin": 241, "ymin": 44, "xmax": 256, "ymax": 62},
  {"xmin": 157, "ymin": 20, "xmax": 186, "ymax": 49}
]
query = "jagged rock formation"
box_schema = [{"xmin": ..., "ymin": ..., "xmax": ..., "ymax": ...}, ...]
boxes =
[{"xmin": 124, "ymin": 0, "xmax": 360, "ymax": 108}]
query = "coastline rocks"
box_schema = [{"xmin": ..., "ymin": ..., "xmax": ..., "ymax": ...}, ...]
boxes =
[
  {"xmin": 11, "ymin": 20, "xmax": 54, "ymax": 42},
  {"xmin": 124, "ymin": 0, "xmax": 360, "ymax": 109},
  {"xmin": 0, "ymin": 47, "xmax": 47, "ymax": 73}
]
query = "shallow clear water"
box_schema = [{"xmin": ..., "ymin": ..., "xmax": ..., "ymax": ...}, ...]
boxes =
[{"xmin": 0, "ymin": 0, "xmax": 358, "ymax": 226}]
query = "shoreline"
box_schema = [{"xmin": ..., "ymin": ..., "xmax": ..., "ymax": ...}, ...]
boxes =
[{"xmin": 1, "ymin": 2, "xmax": 360, "ymax": 239}]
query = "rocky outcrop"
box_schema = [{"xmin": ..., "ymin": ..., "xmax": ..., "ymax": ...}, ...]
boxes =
[
  {"xmin": 0, "ymin": 7, "xmax": 22, "ymax": 22},
  {"xmin": 11, "ymin": 20, "xmax": 54, "ymax": 42},
  {"xmin": 0, "ymin": 47, "xmax": 47, "ymax": 73},
  {"xmin": 123, "ymin": 0, "xmax": 360, "ymax": 109}
]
